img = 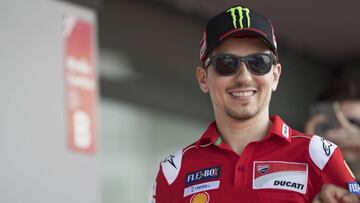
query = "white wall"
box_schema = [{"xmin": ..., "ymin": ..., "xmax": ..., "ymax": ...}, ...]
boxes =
[
  {"xmin": 99, "ymin": 98, "xmax": 207, "ymax": 203},
  {"xmin": 0, "ymin": 0, "xmax": 99, "ymax": 203}
]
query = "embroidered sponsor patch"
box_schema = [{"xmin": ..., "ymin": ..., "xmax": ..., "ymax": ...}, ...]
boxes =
[
  {"xmin": 190, "ymin": 192, "xmax": 210, "ymax": 203},
  {"xmin": 347, "ymin": 182, "xmax": 360, "ymax": 195},
  {"xmin": 161, "ymin": 149, "xmax": 183, "ymax": 185},
  {"xmin": 184, "ymin": 181, "xmax": 220, "ymax": 197},
  {"xmin": 281, "ymin": 124, "xmax": 289, "ymax": 138},
  {"xmin": 257, "ymin": 164, "xmax": 270, "ymax": 174},
  {"xmin": 253, "ymin": 161, "xmax": 308, "ymax": 194},
  {"xmin": 309, "ymin": 135, "xmax": 337, "ymax": 170},
  {"xmin": 320, "ymin": 137, "xmax": 334, "ymax": 156},
  {"xmin": 186, "ymin": 166, "xmax": 220, "ymax": 185}
]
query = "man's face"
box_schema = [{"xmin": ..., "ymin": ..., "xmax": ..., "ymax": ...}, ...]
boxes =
[{"xmin": 196, "ymin": 37, "xmax": 281, "ymax": 121}]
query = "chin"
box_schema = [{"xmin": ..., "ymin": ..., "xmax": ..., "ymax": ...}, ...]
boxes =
[{"xmin": 225, "ymin": 107, "xmax": 258, "ymax": 121}]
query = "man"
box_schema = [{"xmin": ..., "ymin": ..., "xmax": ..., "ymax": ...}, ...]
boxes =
[{"xmin": 152, "ymin": 5, "xmax": 360, "ymax": 203}]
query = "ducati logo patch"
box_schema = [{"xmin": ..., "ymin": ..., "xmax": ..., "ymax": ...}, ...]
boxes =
[
  {"xmin": 253, "ymin": 161, "xmax": 308, "ymax": 194},
  {"xmin": 257, "ymin": 164, "xmax": 270, "ymax": 174}
]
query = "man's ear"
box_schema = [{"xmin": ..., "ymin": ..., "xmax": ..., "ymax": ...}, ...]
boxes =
[
  {"xmin": 196, "ymin": 66, "xmax": 209, "ymax": 93},
  {"xmin": 272, "ymin": 63, "xmax": 282, "ymax": 91}
]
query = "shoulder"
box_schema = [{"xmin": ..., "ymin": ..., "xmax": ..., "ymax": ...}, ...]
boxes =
[
  {"xmin": 160, "ymin": 141, "xmax": 212, "ymax": 185},
  {"xmin": 289, "ymin": 129, "xmax": 312, "ymax": 144},
  {"xmin": 290, "ymin": 131, "xmax": 338, "ymax": 170},
  {"xmin": 307, "ymin": 135, "xmax": 338, "ymax": 170},
  {"xmin": 160, "ymin": 147, "xmax": 184, "ymax": 185}
]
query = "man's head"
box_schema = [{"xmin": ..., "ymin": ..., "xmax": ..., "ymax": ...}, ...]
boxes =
[
  {"xmin": 199, "ymin": 5, "xmax": 278, "ymax": 66},
  {"xmin": 196, "ymin": 5, "xmax": 281, "ymax": 121}
]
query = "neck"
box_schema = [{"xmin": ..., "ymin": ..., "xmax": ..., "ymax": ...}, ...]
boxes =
[{"xmin": 215, "ymin": 111, "xmax": 271, "ymax": 155}]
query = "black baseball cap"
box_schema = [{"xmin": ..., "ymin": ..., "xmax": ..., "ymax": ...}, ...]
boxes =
[{"xmin": 200, "ymin": 5, "xmax": 278, "ymax": 65}]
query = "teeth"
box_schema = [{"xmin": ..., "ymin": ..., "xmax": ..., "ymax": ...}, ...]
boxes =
[{"xmin": 230, "ymin": 91, "xmax": 254, "ymax": 97}]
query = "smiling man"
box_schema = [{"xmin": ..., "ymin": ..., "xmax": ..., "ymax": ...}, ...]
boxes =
[{"xmin": 152, "ymin": 5, "xmax": 359, "ymax": 203}]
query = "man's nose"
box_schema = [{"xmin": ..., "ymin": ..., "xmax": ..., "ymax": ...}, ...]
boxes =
[{"xmin": 234, "ymin": 62, "xmax": 253, "ymax": 83}]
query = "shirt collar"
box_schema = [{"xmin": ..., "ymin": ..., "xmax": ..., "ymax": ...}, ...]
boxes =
[
  {"xmin": 196, "ymin": 115, "xmax": 292, "ymax": 148},
  {"xmin": 267, "ymin": 115, "xmax": 292, "ymax": 142}
]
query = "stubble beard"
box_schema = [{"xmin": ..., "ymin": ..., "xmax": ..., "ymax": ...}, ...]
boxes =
[{"xmin": 225, "ymin": 104, "xmax": 259, "ymax": 121}]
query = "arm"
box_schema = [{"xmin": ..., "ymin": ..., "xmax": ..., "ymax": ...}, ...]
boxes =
[
  {"xmin": 312, "ymin": 184, "xmax": 359, "ymax": 203},
  {"xmin": 321, "ymin": 148, "xmax": 356, "ymax": 187},
  {"xmin": 153, "ymin": 164, "xmax": 172, "ymax": 202},
  {"xmin": 309, "ymin": 135, "xmax": 359, "ymax": 200},
  {"xmin": 153, "ymin": 148, "xmax": 183, "ymax": 202}
]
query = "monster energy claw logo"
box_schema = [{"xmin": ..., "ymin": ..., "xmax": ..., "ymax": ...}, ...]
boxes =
[{"xmin": 227, "ymin": 6, "xmax": 251, "ymax": 29}]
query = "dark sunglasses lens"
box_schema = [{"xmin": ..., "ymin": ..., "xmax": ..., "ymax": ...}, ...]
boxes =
[
  {"xmin": 215, "ymin": 55, "xmax": 239, "ymax": 75},
  {"xmin": 247, "ymin": 55, "xmax": 272, "ymax": 75}
]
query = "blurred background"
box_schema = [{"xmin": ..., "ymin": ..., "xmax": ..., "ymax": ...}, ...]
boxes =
[{"xmin": 0, "ymin": 0, "xmax": 359, "ymax": 202}]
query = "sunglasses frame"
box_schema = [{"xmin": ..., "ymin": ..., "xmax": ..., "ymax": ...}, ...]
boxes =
[{"xmin": 205, "ymin": 53, "xmax": 276, "ymax": 76}]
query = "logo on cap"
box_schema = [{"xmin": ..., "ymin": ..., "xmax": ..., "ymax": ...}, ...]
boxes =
[{"xmin": 227, "ymin": 6, "xmax": 251, "ymax": 29}]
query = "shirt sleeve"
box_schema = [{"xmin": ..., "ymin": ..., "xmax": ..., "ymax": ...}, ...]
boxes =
[
  {"xmin": 153, "ymin": 164, "xmax": 172, "ymax": 203},
  {"xmin": 308, "ymin": 135, "xmax": 358, "ymax": 195},
  {"xmin": 321, "ymin": 148, "xmax": 356, "ymax": 188}
]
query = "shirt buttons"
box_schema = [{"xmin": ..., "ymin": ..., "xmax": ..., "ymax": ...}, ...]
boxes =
[{"xmin": 237, "ymin": 166, "xmax": 244, "ymax": 172}]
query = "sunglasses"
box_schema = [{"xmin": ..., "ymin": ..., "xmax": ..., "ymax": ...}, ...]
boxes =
[{"xmin": 205, "ymin": 53, "xmax": 276, "ymax": 76}]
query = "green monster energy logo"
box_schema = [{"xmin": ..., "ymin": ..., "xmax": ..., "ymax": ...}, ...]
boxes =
[{"xmin": 227, "ymin": 6, "xmax": 251, "ymax": 29}]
